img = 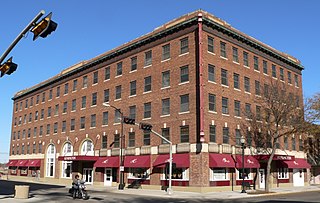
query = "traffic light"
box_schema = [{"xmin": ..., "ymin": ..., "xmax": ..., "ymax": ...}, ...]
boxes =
[
  {"xmin": 123, "ymin": 117, "xmax": 135, "ymax": 125},
  {"xmin": 139, "ymin": 123, "xmax": 153, "ymax": 131},
  {"xmin": 0, "ymin": 57, "xmax": 18, "ymax": 77},
  {"xmin": 31, "ymin": 12, "xmax": 58, "ymax": 41}
]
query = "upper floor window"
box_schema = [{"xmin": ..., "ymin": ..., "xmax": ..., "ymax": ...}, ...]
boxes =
[
  {"xmin": 92, "ymin": 92, "xmax": 97, "ymax": 106},
  {"xmin": 263, "ymin": 60, "xmax": 268, "ymax": 74},
  {"xmin": 244, "ymin": 77, "xmax": 250, "ymax": 93},
  {"xmin": 232, "ymin": 47, "xmax": 239, "ymax": 63},
  {"xmin": 144, "ymin": 50, "xmax": 152, "ymax": 66},
  {"xmin": 208, "ymin": 36, "xmax": 214, "ymax": 53},
  {"xmin": 180, "ymin": 126, "xmax": 189, "ymax": 143},
  {"xmin": 272, "ymin": 65, "xmax": 277, "ymax": 78},
  {"xmin": 144, "ymin": 76, "xmax": 152, "ymax": 92},
  {"xmin": 82, "ymin": 76, "xmax": 88, "ymax": 88},
  {"xmin": 254, "ymin": 56, "xmax": 259, "ymax": 71},
  {"xmin": 115, "ymin": 85, "xmax": 122, "ymax": 100},
  {"xmin": 180, "ymin": 65, "xmax": 189, "ymax": 83},
  {"xmin": 91, "ymin": 114, "xmax": 96, "ymax": 128},
  {"xmin": 102, "ymin": 112, "xmax": 108, "ymax": 126},
  {"xmin": 56, "ymin": 86, "xmax": 60, "ymax": 97},
  {"xmin": 129, "ymin": 105, "xmax": 136, "ymax": 119},
  {"xmin": 233, "ymin": 73, "xmax": 240, "ymax": 89},
  {"xmin": 208, "ymin": 64, "xmax": 215, "ymax": 82},
  {"xmin": 63, "ymin": 102, "xmax": 68, "ymax": 113},
  {"xmin": 288, "ymin": 71, "xmax": 292, "ymax": 84},
  {"xmin": 220, "ymin": 41, "xmax": 226, "ymax": 58},
  {"xmin": 243, "ymin": 51, "xmax": 249, "ymax": 67},
  {"xmin": 180, "ymin": 37, "xmax": 189, "ymax": 54},
  {"xmin": 144, "ymin": 102, "xmax": 151, "ymax": 119},
  {"xmin": 130, "ymin": 80, "xmax": 136, "ymax": 96},
  {"xmin": 81, "ymin": 140, "xmax": 94, "ymax": 156},
  {"xmin": 222, "ymin": 97, "xmax": 229, "ymax": 114},
  {"xmin": 105, "ymin": 66, "xmax": 110, "ymax": 80},
  {"xmin": 72, "ymin": 79, "xmax": 78, "ymax": 91},
  {"xmin": 208, "ymin": 94, "xmax": 216, "ymax": 112},
  {"xmin": 223, "ymin": 127, "xmax": 229, "ymax": 144},
  {"xmin": 42, "ymin": 92, "xmax": 46, "ymax": 102},
  {"xmin": 280, "ymin": 68, "xmax": 284, "ymax": 81},
  {"xmin": 80, "ymin": 116, "xmax": 86, "ymax": 129},
  {"xmin": 162, "ymin": 71, "xmax": 170, "ymax": 88},
  {"xmin": 162, "ymin": 44, "xmax": 170, "ymax": 60},
  {"xmin": 180, "ymin": 94, "xmax": 189, "ymax": 113},
  {"xmin": 294, "ymin": 74, "xmax": 299, "ymax": 87},
  {"xmin": 93, "ymin": 71, "xmax": 99, "ymax": 84},
  {"xmin": 72, "ymin": 99, "xmax": 76, "ymax": 111},
  {"xmin": 131, "ymin": 56, "xmax": 137, "ymax": 71},
  {"xmin": 81, "ymin": 96, "xmax": 86, "ymax": 108},
  {"xmin": 64, "ymin": 83, "xmax": 69, "ymax": 95},
  {"xmin": 104, "ymin": 89, "xmax": 109, "ymax": 103},
  {"xmin": 162, "ymin": 98, "xmax": 170, "ymax": 116},
  {"xmin": 116, "ymin": 62, "xmax": 122, "ymax": 76},
  {"xmin": 221, "ymin": 68, "xmax": 228, "ymax": 86},
  {"xmin": 49, "ymin": 90, "xmax": 52, "ymax": 100}
]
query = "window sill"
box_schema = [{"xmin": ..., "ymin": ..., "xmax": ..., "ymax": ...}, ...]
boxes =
[
  {"xmin": 179, "ymin": 111, "xmax": 190, "ymax": 115},
  {"xmin": 160, "ymin": 114, "xmax": 170, "ymax": 118},
  {"xmin": 244, "ymin": 65, "xmax": 250, "ymax": 69},
  {"xmin": 208, "ymin": 51, "xmax": 215, "ymax": 55},
  {"xmin": 179, "ymin": 52, "xmax": 189, "ymax": 57},
  {"xmin": 220, "ymin": 56, "xmax": 228, "ymax": 60},
  {"xmin": 221, "ymin": 84, "xmax": 229, "ymax": 88},
  {"xmin": 144, "ymin": 64, "xmax": 152, "ymax": 69},
  {"xmin": 179, "ymin": 81, "xmax": 189, "ymax": 86},
  {"xmin": 161, "ymin": 58, "xmax": 171, "ymax": 63},
  {"xmin": 233, "ymin": 61, "xmax": 240, "ymax": 65}
]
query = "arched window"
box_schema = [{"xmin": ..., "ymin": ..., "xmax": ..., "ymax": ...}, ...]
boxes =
[
  {"xmin": 62, "ymin": 142, "xmax": 73, "ymax": 178},
  {"xmin": 81, "ymin": 140, "xmax": 94, "ymax": 156},
  {"xmin": 46, "ymin": 144, "xmax": 56, "ymax": 177}
]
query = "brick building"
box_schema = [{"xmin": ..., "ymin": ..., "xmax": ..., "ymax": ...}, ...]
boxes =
[{"xmin": 7, "ymin": 10, "xmax": 310, "ymax": 192}]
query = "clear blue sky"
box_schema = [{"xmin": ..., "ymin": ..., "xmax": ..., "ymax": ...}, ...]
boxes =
[{"xmin": 0, "ymin": 0, "xmax": 319, "ymax": 163}]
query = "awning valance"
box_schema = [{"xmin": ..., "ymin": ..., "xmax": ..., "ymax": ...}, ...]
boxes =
[
  {"xmin": 278, "ymin": 158, "xmax": 311, "ymax": 169},
  {"xmin": 153, "ymin": 153, "xmax": 190, "ymax": 168},
  {"xmin": 58, "ymin": 155, "xmax": 99, "ymax": 161},
  {"xmin": 16, "ymin": 160, "xmax": 28, "ymax": 167},
  {"xmin": 94, "ymin": 156, "xmax": 119, "ymax": 168},
  {"xmin": 6, "ymin": 160, "xmax": 18, "ymax": 167},
  {"xmin": 235, "ymin": 155, "xmax": 260, "ymax": 168},
  {"xmin": 209, "ymin": 154, "xmax": 235, "ymax": 168},
  {"xmin": 124, "ymin": 155, "xmax": 150, "ymax": 168},
  {"xmin": 27, "ymin": 159, "xmax": 41, "ymax": 167}
]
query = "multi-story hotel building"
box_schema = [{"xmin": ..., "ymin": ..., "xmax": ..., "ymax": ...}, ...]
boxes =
[{"xmin": 7, "ymin": 10, "xmax": 310, "ymax": 192}]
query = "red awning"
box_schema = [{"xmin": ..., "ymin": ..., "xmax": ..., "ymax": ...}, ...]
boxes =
[
  {"xmin": 27, "ymin": 159, "xmax": 41, "ymax": 167},
  {"xmin": 124, "ymin": 155, "xmax": 150, "ymax": 168},
  {"xmin": 209, "ymin": 154, "xmax": 235, "ymax": 168},
  {"xmin": 94, "ymin": 156, "xmax": 119, "ymax": 168},
  {"xmin": 153, "ymin": 153, "xmax": 190, "ymax": 168},
  {"xmin": 279, "ymin": 158, "xmax": 311, "ymax": 169},
  {"xmin": 6, "ymin": 160, "xmax": 18, "ymax": 167},
  {"xmin": 16, "ymin": 160, "xmax": 28, "ymax": 167},
  {"xmin": 58, "ymin": 155, "xmax": 99, "ymax": 161},
  {"xmin": 236, "ymin": 155, "xmax": 260, "ymax": 168}
]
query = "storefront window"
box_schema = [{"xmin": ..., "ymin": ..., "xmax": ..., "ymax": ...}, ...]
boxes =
[
  {"xmin": 162, "ymin": 168, "xmax": 189, "ymax": 180},
  {"xmin": 11, "ymin": 167, "xmax": 17, "ymax": 175},
  {"xmin": 237, "ymin": 168, "xmax": 252, "ymax": 180},
  {"xmin": 62, "ymin": 142, "xmax": 73, "ymax": 178},
  {"xmin": 20, "ymin": 167, "xmax": 28, "ymax": 175},
  {"xmin": 278, "ymin": 168, "xmax": 289, "ymax": 179},
  {"xmin": 211, "ymin": 168, "xmax": 229, "ymax": 181},
  {"xmin": 46, "ymin": 144, "xmax": 56, "ymax": 177},
  {"xmin": 128, "ymin": 168, "xmax": 150, "ymax": 179}
]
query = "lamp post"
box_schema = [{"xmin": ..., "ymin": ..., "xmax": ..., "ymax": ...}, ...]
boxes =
[
  {"xmin": 102, "ymin": 102, "xmax": 125, "ymax": 190},
  {"xmin": 240, "ymin": 135, "xmax": 246, "ymax": 193}
]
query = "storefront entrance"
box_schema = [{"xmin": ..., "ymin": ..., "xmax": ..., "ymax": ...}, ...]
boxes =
[
  {"xmin": 83, "ymin": 168, "xmax": 93, "ymax": 185},
  {"xmin": 104, "ymin": 168, "xmax": 113, "ymax": 186},
  {"xmin": 293, "ymin": 169, "xmax": 304, "ymax": 186},
  {"xmin": 259, "ymin": 168, "xmax": 265, "ymax": 189}
]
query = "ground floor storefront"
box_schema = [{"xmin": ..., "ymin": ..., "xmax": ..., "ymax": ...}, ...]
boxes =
[{"xmin": 7, "ymin": 152, "xmax": 311, "ymax": 192}]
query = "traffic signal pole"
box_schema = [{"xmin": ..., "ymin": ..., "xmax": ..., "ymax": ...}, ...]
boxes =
[{"xmin": 0, "ymin": 10, "xmax": 45, "ymax": 65}]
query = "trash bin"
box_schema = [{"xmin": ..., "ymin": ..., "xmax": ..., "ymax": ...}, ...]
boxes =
[{"xmin": 14, "ymin": 185, "xmax": 30, "ymax": 199}]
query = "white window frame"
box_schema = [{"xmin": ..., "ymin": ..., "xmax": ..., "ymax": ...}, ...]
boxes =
[
  {"xmin": 46, "ymin": 144, "xmax": 56, "ymax": 177},
  {"xmin": 128, "ymin": 168, "xmax": 151, "ymax": 179},
  {"xmin": 210, "ymin": 168, "xmax": 229, "ymax": 181},
  {"xmin": 81, "ymin": 140, "xmax": 94, "ymax": 156},
  {"xmin": 61, "ymin": 142, "xmax": 73, "ymax": 178},
  {"xmin": 160, "ymin": 167, "xmax": 189, "ymax": 181},
  {"xmin": 278, "ymin": 168, "xmax": 289, "ymax": 179}
]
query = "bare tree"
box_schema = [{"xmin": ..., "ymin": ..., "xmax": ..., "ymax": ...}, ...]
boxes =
[{"xmin": 240, "ymin": 81, "xmax": 305, "ymax": 192}]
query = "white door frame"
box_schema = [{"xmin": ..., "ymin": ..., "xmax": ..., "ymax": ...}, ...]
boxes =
[
  {"xmin": 83, "ymin": 168, "xmax": 93, "ymax": 185},
  {"xmin": 104, "ymin": 168, "xmax": 113, "ymax": 186},
  {"xmin": 259, "ymin": 168, "xmax": 265, "ymax": 189}
]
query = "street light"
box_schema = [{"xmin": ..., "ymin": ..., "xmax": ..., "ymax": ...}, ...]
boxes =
[
  {"xmin": 102, "ymin": 102, "xmax": 125, "ymax": 190},
  {"xmin": 240, "ymin": 135, "xmax": 246, "ymax": 193}
]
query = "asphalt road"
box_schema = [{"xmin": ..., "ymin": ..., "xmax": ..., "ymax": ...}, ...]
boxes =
[{"xmin": 1, "ymin": 180, "xmax": 320, "ymax": 203}]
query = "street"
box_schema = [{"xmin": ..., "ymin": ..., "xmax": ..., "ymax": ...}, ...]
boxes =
[{"xmin": 1, "ymin": 180, "xmax": 320, "ymax": 203}]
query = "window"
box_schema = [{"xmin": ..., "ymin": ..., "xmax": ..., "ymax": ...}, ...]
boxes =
[
  {"xmin": 114, "ymin": 134, "xmax": 120, "ymax": 148},
  {"xmin": 104, "ymin": 89, "xmax": 109, "ymax": 103},
  {"xmin": 105, "ymin": 66, "xmax": 110, "ymax": 80},
  {"xmin": 115, "ymin": 85, "xmax": 122, "ymax": 100},
  {"xmin": 144, "ymin": 50, "xmax": 152, "ymax": 66},
  {"xmin": 161, "ymin": 98, "xmax": 170, "ymax": 116},
  {"xmin": 46, "ymin": 144, "xmax": 55, "ymax": 177},
  {"xmin": 131, "ymin": 56, "xmax": 137, "ymax": 71},
  {"xmin": 278, "ymin": 168, "xmax": 289, "ymax": 179},
  {"xmin": 80, "ymin": 116, "xmax": 85, "ymax": 129},
  {"xmin": 233, "ymin": 73, "xmax": 240, "ymax": 89},
  {"xmin": 93, "ymin": 71, "xmax": 98, "ymax": 84},
  {"xmin": 294, "ymin": 74, "xmax": 299, "ymax": 87},
  {"xmin": 253, "ymin": 56, "xmax": 259, "ymax": 71},
  {"xmin": 55, "ymin": 104, "xmax": 59, "ymax": 116},
  {"xmin": 91, "ymin": 114, "xmax": 96, "ymax": 128},
  {"xmin": 292, "ymin": 136, "xmax": 296, "ymax": 150},
  {"xmin": 256, "ymin": 105, "xmax": 261, "ymax": 121},
  {"xmin": 83, "ymin": 75, "xmax": 88, "ymax": 88},
  {"xmin": 42, "ymin": 92, "xmax": 46, "ymax": 103},
  {"xmin": 144, "ymin": 102, "xmax": 151, "ymax": 119},
  {"xmin": 53, "ymin": 122, "xmax": 58, "ymax": 134},
  {"xmin": 116, "ymin": 62, "xmax": 122, "ymax": 76},
  {"xmin": 243, "ymin": 51, "xmax": 249, "ymax": 67},
  {"xmin": 64, "ymin": 83, "xmax": 69, "ymax": 94},
  {"xmin": 180, "ymin": 126, "xmax": 189, "ymax": 143},
  {"xmin": 128, "ymin": 132, "xmax": 135, "ymax": 147},
  {"xmin": 223, "ymin": 127, "xmax": 229, "ymax": 144},
  {"xmin": 284, "ymin": 136, "xmax": 288, "ymax": 150},
  {"xmin": 234, "ymin": 100, "xmax": 241, "ymax": 117},
  {"xmin": 208, "ymin": 64, "xmax": 215, "ymax": 82},
  {"xmin": 25, "ymin": 99, "xmax": 28, "ymax": 108},
  {"xmin": 63, "ymin": 102, "xmax": 68, "ymax": 113},
  {"xmin": 235, "ymin": 129, "xmax": 241, "ymax": 145},
  {"xmin": 180, "ymin": 65, "xmax": 189, "ymax": 83},
  {"xmin": 180, "ymin": 37, "xmax": 189, "ymax": 54},
  {"xmin": 144, "ymin": 76, "xmax": 152, "ymax": 92},
  {"xmin": 62, "ymin": 120, "xmax": 66, "ymax": 132},
  {"xmin": 245, "ymin": 103, "xmax": 252, "ymax": 118},
  {"xmin": 221, "ymin": 69, "xmax": 228, "ymax": 86},
  {"xmin": 220, "ymin": 41, "xmax": 226, "ymax": 58},
  {"xmin": 244, "ymin": 77, "xmax": 250, "ymax": 92},
  {"xmin": 209, "ymin": 125, "xmax": 216, "ymax": 142},
  {"xmin": 255, "ymin": 80, "xmax": 261, "ymax": 96},
  {"xmin": 72, "ymin": 79, "xmax": 77, "ymax": 91},
  {"xmin": 102, "ymin": 135, "xmax": 108, "ymax": 149},
  {"xmin": 208, "ymin": 36, "xmax": 214, "ymax": 53},
  {"xmin": 47, "ymin": 107, "xmax": 52, "ymax": 117},
  {"xmin": 180, "ymin": 94, "xmax": 189, "ymax": 112},
  {"xmin": 39, "ymin": 142, "xmax": 42, "ymax": 153},
  {"xmin": 162, "ymin": 70, "xmax": 170, "ymax": 88},
  {"xmin": 263, "ymin": 60, "xmax": 268, "ymax": 74},
  {"xmin": 129, "ymin": 110, "xmax": 141, "ymax": 125},
  {"xmin": 272, "ymin": 64, "xmax": 277, "ymax": 78},
  {"xmin": 237, "ymin": 168, "xmax": 252, "ymax": 180},
  {"xmin": 92, "ymin": 92, "xmax": 97, "ymax": 106},
  {"xmin": 35, "ymin": 111, "xmax": 38, "ymax": 120},
  {"xmin": 162, "ymin": 128, "xmax": 170, "ymax": 144},
  {"xmin": 72, "ymin": 99, "xmax": 76, "ymax": 111},
  {"xmin": 102, "ymin": 112, "xmax": 108, "ymax": 126},
  {"xmin": 114, "ymin": 110, "xmax": 121, "ymax": 124},
  {"xmin": 61, "ymin": 142, "xmax": 73, "ymax": 178},
  {"xmin": 32, "ymin": 143, "xmax": 36, "ymax": 154},
  {"xmin": 299, "ymin": 138, "xmax": 303, "ymax": 151},
  {"xmin": 143, "ymin": 131, "xmax": 150, "ymax": 146},
  {"xmin": 232, "ymin": 47, "xmax": 239, "ymax": 63},
  {"xmin": 130, "ymin": 81, "xmax": 136, "ymax": 96},
  {"xmin": 211, "ymin": 168, "xmax": 229, "ymax": 181},
  {"xmin": 39, "ymin": 126, "xmax": 43, "ymax": 136},
  {"xmin": 162, "ymin": 44, "xmax": 170, "ymax": 60},
  {"xmin": 280, "ymin": 68, "xmax": 284, "ymax": 81},
  {"xmin": 208, "ymin": 94, "xmax": 216, "ymax": 112},
  {"xmin": 222, "ymin": 97, "xmax": 229, "ymax": 114},
  {"xmin": 288, "ymin": 71, "xmax": 292, "ymax": 84},
  {"xmin": 70, "ymin": 119, "xmax": 75, "ymax": 131},
  {"xmin": 81, "ymin": 140, "xmax": 94, "ymax": 156}
]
